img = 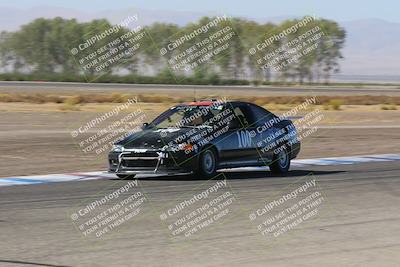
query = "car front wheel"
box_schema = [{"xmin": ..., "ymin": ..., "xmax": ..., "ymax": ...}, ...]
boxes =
[{"xmin": 269, "ymin": 147, "xmax": 291, "ymax": 174}]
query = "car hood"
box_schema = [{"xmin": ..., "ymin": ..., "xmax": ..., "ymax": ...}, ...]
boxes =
[{"xmin": 115, "ymin": 127, "xmax": 200, "ymax": 149}]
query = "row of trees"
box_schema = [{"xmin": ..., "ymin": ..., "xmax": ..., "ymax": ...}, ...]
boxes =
[{"xmin": 0, "ymin": 16, "xmax": 346, "ymax": 84}]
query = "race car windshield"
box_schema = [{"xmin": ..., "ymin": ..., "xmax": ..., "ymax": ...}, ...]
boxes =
[{"xmin": 149, "ymin": 105, "xmax": 225, "ymax": 129}]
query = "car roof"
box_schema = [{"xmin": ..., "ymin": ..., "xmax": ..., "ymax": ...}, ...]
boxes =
[
  {"xmin": 179, "ymin": 100, "xmax": 248, "ymax": 107},
  {"xmin": 183, "ymin": 100, "xmax": 216, "ymax": 106}
]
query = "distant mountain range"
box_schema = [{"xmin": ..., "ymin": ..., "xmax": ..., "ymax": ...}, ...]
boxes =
[{"xmin": 1, "ymin": 6, "xmax": 399, "ymax": 78}]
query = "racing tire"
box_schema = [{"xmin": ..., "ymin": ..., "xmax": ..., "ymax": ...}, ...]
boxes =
[
  {"xmin": 116, "ymin": 174, "xmax": 136, "ymax": 179},
  {"xmin": 269, "ymin": 147, "xmax": 291, "ymax": 174},
  {"xmin": 194, "ymin": 148, "xmax": 218, "ymax": 179}
]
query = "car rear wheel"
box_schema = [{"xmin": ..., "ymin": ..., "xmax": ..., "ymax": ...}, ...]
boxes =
[
  {"xmin": 116, "ymin": 174, "xmax": 136, "ymax": 179},
  {"xmin": 269, "ymin": 147, "xmax": 290, "ymax": 174},
  {"xmin": 195, "ymin": 148, "xmax": 217, "ymax": 179}
]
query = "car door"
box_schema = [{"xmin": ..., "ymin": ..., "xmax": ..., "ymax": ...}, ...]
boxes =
[{"xmin": 218, "ymin": 103, "xmax": 259, "ymax": 165}]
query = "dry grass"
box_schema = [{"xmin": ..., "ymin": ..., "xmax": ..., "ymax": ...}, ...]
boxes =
[
  {"xmin": 380, "ymin": 105, "xmax": 398, "ymax": 110},
  {"xmin": 1, "ymin": 92, "xmax": 400, "ymax": 106},
  {"xmin": 63, "ymin": 95, "xmax": 84, "ymax": 105},
  {"xmin": 323, "ymin": 99, "xmax": 344, "ymax": 110},
  {"xmin": 0, "ymin": 93, "xmax": 63, "ymax": 103},
  {"xmin": 58, "ymin": 104, "xmax": 81, "ymax": 111}
]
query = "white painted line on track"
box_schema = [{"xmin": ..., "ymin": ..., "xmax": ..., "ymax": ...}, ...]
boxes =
[{"xmin": 0, "ymin": 153, "xmax": 399, "ymax": 187}]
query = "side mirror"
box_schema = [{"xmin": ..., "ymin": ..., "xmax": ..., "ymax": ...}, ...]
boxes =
[{"xmin": 142, "ymin": 122, "xmax": 149, "ymax": 129}]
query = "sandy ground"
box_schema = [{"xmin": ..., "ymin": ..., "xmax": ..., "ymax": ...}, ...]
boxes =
[{"xmin": 0, "ymin": 105, "xmax": 399, "ymax": 177}]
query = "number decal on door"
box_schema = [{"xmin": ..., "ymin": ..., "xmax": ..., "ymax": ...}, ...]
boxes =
[{"xmin": 236, "ymin": 130, "xmax": 252, "ymax": 148}]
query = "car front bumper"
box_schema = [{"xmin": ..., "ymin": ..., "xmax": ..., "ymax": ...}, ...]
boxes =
[
  {"xmin": 108, "ymin": 149, "xmax": 199, "ymax": 175},
  {"xmin": 290, "ymin": 141, "xmax": 301, "ymax": 159}
]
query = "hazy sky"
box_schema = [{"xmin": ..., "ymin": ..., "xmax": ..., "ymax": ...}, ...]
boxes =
[{"xmin": 1, "ymin": 0, "xmax": 398, "ymax": 22}]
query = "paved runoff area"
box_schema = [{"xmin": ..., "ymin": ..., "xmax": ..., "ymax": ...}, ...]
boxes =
[
  {"xmin": 0, "ymin": 155, "xmax": 399, "ymax": 267},
  {"xmin": 1, "ymin": 153, "xmax": 399, "ymax": 187}
]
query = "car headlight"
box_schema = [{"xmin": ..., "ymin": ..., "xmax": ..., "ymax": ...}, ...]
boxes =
[
  {"xmin": 173, "ymin": 143, "xmax": 194, "ymax": 152},
  {"xmin": 112, "ymin": 145, "xmax": 124, "ymax": 152}
]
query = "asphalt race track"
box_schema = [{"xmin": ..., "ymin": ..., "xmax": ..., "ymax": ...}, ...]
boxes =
[{"xmin": 1, "ymin": 160, "xmax": 399, "ymax": 267}]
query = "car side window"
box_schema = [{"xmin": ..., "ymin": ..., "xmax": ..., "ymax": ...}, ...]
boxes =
[
  {"xmin": 232, "ymin": 105, "xmax": 254, "ymax": 128},
  {"xmin": 248, "ymin": 104, "xmax": 276, "ymax": 125}
]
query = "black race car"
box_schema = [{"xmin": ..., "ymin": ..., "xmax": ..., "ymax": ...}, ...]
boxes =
[{"xmin": 108, "ymin": 100, "xmax": 300, "ymax": 178}]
